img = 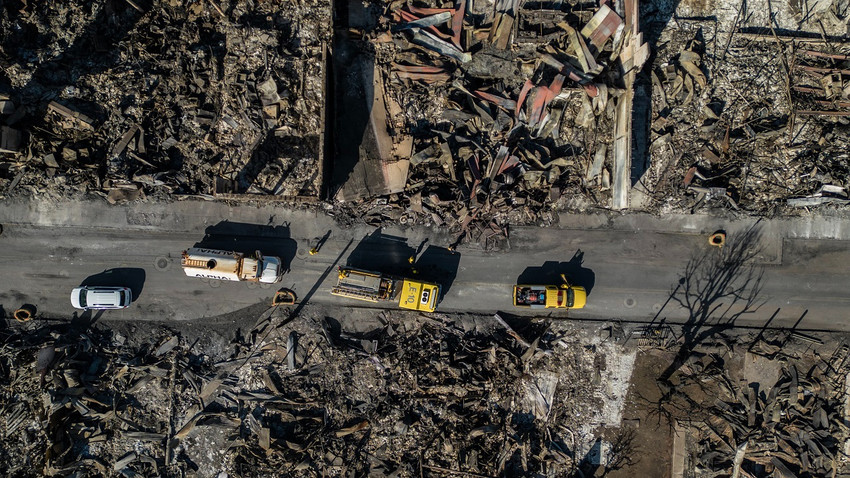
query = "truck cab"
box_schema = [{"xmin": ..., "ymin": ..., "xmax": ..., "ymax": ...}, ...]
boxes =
[
  {"xmin": 258, "ymin": 255, "xmax": 283, "ymax": 283},
  {"xmin": 398, "ymin": 279, "xmax": 440, "ymax": 312}
]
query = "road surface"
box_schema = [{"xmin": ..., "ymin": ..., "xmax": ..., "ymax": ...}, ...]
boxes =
[{"xmin": 0, "ymin": 198, "xmax": 848, "ymax": 331}]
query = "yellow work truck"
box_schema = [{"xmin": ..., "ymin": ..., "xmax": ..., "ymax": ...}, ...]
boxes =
[
  {"xmin": 513, "ymin": 274, "xmax": 587, "ymax": 309},
  {"xmin": 331, "ymin": 267, "xmax": 441, "ymax": 312}
]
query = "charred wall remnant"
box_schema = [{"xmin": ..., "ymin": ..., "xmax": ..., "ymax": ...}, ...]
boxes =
[{"xmin": 329, "ymin": 0, "xmax": 647, "ymax": 248}]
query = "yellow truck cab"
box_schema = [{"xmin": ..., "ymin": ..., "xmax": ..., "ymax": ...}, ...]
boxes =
[
  {"xmin": 513, "ymin": 274, "xmax": 586, "ymax": 309},
  {"xmin": 398, "ymin": 279, "xmax": 440, "ymax": 312},
  {"xmin": 331, "ymin": 267, "xmax": 441, "ymax": 312}
]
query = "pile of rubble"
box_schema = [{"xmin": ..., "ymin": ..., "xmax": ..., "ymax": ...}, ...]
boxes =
[
  {"xmin": 638, "ymin": 328, "xmax": 850, "ymax": 477},
  {"xmin": 330, "ymin": 0, "xmax": 850, "ymax": 237},
  {"xmin": 333, "ymin": 0, "xmax": 647, "ymax": 245},
  {"xmin": 3, "ymin": 0, "xmax": 850, "ymax": 226},
  {"xmin": 0, "ymin": 0, "xmax": 329, "ymax": 202},
  {"xmin": 640, "ymin": 6, "xmax": 850, "ymax": 214},
  {"xmin": 0, "ymin": 309, "xmax": 637, "ymax": 477},
  {"xmin": 693, "ymin": 357, "xmax": 847, "ymax": 476}
]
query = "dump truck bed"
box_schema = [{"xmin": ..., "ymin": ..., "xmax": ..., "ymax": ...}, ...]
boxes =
[{"xmin": 331, "ymin": 268, "xmax": 394, "ymax": 302}]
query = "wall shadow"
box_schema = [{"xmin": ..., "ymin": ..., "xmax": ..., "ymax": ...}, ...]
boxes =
[
  {"xmin": 236, "ymin": 134, "xmax": 320, "ymax": 194},
  {"xmin": 515, "ymin": 250, "xmax": 596, "ymax": 294},
  {"xmin": 80, "ymin": 268, "xmax": 146, "ymax": 301},
  {"xmin": 194, "ymin": 221, "xmax": 298, "ymax": 273},
  {"xmin": 633, "ymin": 1, "xmax": 690, "ymax": 189},
  {"xmin": 329, "ymin": 23, "xmax": 375, "ymax": 199},
  {"xmin": 346, "ymin": 228, "xmax": 415, "ymax": 276}
]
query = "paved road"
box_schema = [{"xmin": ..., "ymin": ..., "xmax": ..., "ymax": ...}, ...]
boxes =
[{"xmin": 1, "ymin": 199, "xmax": 849, "ymax": 331}]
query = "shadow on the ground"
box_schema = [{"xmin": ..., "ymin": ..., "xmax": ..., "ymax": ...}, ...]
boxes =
[
  {"xmin": 346, "ymin": 230, "xmax": 462, "ymax": 295},
  {"xmin": 641, "ymin": 226, "xmax": 767, "ymax": 428},
  {"xmin": 71, "ymin": 309, "xmax": 105, "ymax": 328},
  {"xmin": 412, "ymin": 245, "xmax": 461, "ymax": 297},
  {"xmin": 657, "ymin": 225, "xmax": 766, "ymax": 383},
  {"xmin": 194, "ymin": 221, "xmax": 298, "ymax": 273},
  {"xmin": 80, "ymin": 268, "xmax": 146, "ymax": 301},
  {"xmin": 515, "ymin": 250, "xmax": 595, "ymax": 294},
  {"xmin": 346, "ymin": 228, "xmax": 416, "ymax": 276}
]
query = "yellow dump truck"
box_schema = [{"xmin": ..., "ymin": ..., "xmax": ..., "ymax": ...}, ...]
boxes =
[
  {"xmin": 513, "ymin": 274, "xmax": 586, "ymax": 309},
  {"xmin": 331, "ymin": 267, "xmax": 440, "ymax": 312}
]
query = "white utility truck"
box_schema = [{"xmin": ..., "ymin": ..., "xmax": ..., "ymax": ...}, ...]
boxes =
[{"xmin": 181, "ymin": 248, "xmax": 283, "ymax": 283}]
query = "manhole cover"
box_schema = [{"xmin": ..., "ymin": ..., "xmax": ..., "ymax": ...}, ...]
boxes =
[
  {"xmin": 209, "ymin": 279, "xmax": 221, "ymax": 288},
  {"xmin": 652, "ymin": 303, "xmax": 662, "ymax": 312},
  {"xmin": 295, "ymin": 248, "xmax": 309, "ymax": 259},
  {"xmin": 154, "ymin": 256, "xmax": 171, "ymax": 271},
  {"xmin": 246, "ymin": 281, "xmax": 258, "ymax": 289},
  {"xmin": 624, "ymin": 297, "xmax": 636, "ymax": 308},
  {"xmin": 259, "ymin": 282, "xmax": 272, "ymax": 289}
]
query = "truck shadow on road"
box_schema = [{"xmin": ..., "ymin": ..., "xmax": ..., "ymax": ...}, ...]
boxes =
[
  {"xmin": 413, "ymin": 245, "xmax": 461, "ymax": 297},
  {"xmin": 194, "ymin": 221, "xmax": 298, "ymax": 273},
  {"xmin": 515, "ymin": 250, "xmax": 595, "ymax": 294},
  {"xmin": 346, "ymin": 229, "xmax": 415, "ymax": 276},
  {"xmin": 346, "ymin": 229, "xmax": 461, "ymax": 296},
  {"xmin": 80, "ymin": 268, "xmax": 146, "ymax": 302}
]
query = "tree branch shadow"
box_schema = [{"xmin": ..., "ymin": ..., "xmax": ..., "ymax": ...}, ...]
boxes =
[{"xmin": 658, "ymin": 225, "xmax": 766, "ymax": 385}]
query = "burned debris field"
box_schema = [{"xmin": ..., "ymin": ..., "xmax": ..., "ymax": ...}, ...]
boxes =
[
  {"xmin": 1, "ymin": 0, "xmax": 849, "ymax": 236},
  {"xmin": 0, "ymin": 312, "xmax": 637, "ymax": 477},
  {"xmin": 1, "ymin": 0, "xmax": 330, "ymax": 203},
  {"xmin": 4, "ymin": 306, "xmax": 850, "ymax": 477},
  {"xmin": 3, "ymin": 0, "xmax": 850, "ymax": 477}
]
